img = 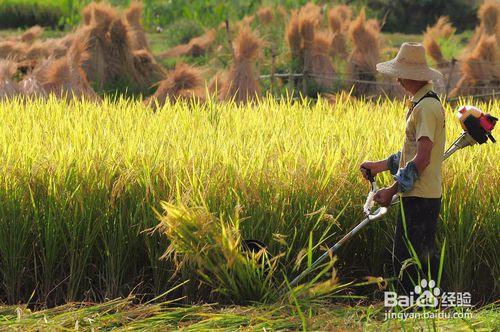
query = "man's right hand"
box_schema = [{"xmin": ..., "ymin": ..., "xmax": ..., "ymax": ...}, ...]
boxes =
[{"xmin": 360, "ymin": 161, "xmax": 387, "ymax": 181}]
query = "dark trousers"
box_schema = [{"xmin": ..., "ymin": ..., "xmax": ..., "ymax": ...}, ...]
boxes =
[{"xmin": 392, "ymin": 196, "xmax": 441, "ymax": 295}]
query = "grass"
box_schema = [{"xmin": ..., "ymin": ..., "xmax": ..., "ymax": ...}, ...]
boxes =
[
  {"xmin": 0, "ymin": 296, "xmax": 498, "ymax": 330},
  {"xmin": 0, "ymin": 95, "xmax": 497, "ymax": 307}
]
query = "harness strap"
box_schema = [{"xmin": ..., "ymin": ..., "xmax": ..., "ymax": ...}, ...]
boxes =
[{"xmin": 411, "ymin": 91, "xmax": 440, "ymax": 111}]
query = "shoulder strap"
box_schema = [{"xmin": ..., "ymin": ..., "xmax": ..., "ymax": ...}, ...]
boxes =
[{"xmin": 411, "ymin": 91, "xmax": 440, "ymax": 111}]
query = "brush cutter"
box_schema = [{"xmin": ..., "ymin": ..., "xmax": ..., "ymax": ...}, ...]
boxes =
[{"xmin": 285, "ymin": 105, "xmax": 497, "ymax": 291}]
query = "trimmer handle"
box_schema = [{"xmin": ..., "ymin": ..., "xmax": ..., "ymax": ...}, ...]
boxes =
[{"xmin": 361, "ymin": 166, "xmax": 376, "ymax": 183}]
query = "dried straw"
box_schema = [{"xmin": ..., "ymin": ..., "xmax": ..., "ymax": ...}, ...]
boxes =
[
  {"xmin": 309, "ymin": 30, "xmax": 336, "ymax": 91},
  {"xmin": 125, "ymin": 1, "xmax": 149, "ymax": 50},
  {"xmin": 347, "ymin": 9, "xmax": 381, "ymax": 95},
  {"xmin": 0, "ymin": 60, "xmax": 20, "ymax": 99},
  {"xmin": 451, "ymin": 34, "xmax": 500, "ymax": 96},
  {"xmin": 105, "ymin": 18, "xmax": 140, "ymax": 86},
  {"xmin": 157, "ymin": 29, "xmax": 216, "ymax": 59},
  {"xmin": 286, "ymin": 10, "xmax": 302, "ymax": 59},
  {"xmin": 132, "ymin": 49, "xmax": 166, "ymax": 91},
  {"xmin": 478, "ymin": 0, "xmax": 500, "ymax": 36},
  {"xmin": 328, "ymin": 5, "xmax": 352, "ymax": 33},
  {"xmin": 257, "ymin": 6, "xmax": 274, "ymax": 25},
  {"xmin": 0, "ymin": 41, "xmax": 28, "ymax": 60},
  {"xmin": 40, "ymin": 34, "xmax": 98, "ymax": 100},
  {"xmin": 145, "ymin": 63, "xmax": 204, "ymax": 110},
  {"xmin": 220, "ymin": 27, "xmax": 263, "ymax": 103}
]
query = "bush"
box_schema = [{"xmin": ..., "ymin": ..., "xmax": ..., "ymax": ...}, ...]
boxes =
[
  {"xmin": 0, "ymin": 0, "xmax": 64, "ymax": 29},
  {"xmin": 368, "ymin": 0, "xmax": 480, "ymax": 33}
]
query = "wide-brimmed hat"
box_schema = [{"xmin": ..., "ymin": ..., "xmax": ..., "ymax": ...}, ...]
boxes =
[{"xmin": 376, "ymin": 42, "xmax": 443, "ymax": 82}]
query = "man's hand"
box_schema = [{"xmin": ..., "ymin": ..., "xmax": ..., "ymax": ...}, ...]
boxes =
[
  {"xmin": 360, "ymin": 160, "xmax": 388, "ymax": 181},
  {"xmin": 374, "ymin": 183, "xmax": 399, "ymax": 207}
]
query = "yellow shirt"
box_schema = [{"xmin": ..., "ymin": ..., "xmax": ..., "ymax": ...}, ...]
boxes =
[{"xmin": 400, "ymin": 83, "xmax": 446, "ymax": 198}]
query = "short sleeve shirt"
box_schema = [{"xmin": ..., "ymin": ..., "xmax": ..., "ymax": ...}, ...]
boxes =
[{"xmin": 400, "ymin": 83, "xmax": 446, "ymax": 198}]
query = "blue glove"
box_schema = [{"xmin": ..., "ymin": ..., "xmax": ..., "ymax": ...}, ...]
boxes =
[
  {"xmin": 387, "ymin": 151, "xmax": 401, "ymax": 175},
  {"xmin": 394, "ymin": 161, "xmax": 419, "ymax": 193}
]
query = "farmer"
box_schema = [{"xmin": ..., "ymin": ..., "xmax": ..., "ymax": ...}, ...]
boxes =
[{"xmin": 360, "ymin": 42, "xmax": 445, "ymax": 295}]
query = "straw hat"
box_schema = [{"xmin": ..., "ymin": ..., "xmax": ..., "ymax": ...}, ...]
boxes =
[{"xmin": 376, "ymin": 42, "xmax": 443, "ymax": 81}]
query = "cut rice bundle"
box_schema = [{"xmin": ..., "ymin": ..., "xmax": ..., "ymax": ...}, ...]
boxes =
[
  {"xmin": 308, "ymin": 30, "xmax": 336, "ymax": 91},
  {"xmin": 0, "ymin": 60, "xmax": 20, "ymax": 99},
  {"xmin": 257, "ymin": 6, "xmax": 274, "ymax": 25},
  {"xmin": 451, "ymin": 34, "xmax": 500, "ymax": 97},
  {"xmin": 158, "ymin": 29, "xmax": 216, "ymax": 59},
  {"xmin": 0, "ymin": 41, "xmax": 28, "ymax": 60},
  {"xmin": 145, "ymin": 63, "xmax": 204, "ymax": 110},
  {"xmin": 285, "ymin": 9, "xmax": 302, "ymax": 60},
  {"xmin": 39, "ymin": 34, "xmax": 98, "ymax": 101},
  {"xmin": 220, "ymin": 27, "xmax": 263, "ymax": 103},
  {"xmin": 478, "ymin": 0, "xmax": 500, "ymax": 36},
  {"xmin": 328, "ymin": 4, "xmax": 352, "ymax": 33},
  {"xmin": 125, "ymin": 1, "xmax": 149, "ymax": 51},
  {"xmin": 347, "ymin": 9, "xmax": 381, "ymax": 96}
]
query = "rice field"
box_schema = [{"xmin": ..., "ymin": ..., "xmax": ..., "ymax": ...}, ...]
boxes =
[{"xmin": 0, "ymin": 96, "xmax": 498, "ymax": 314}]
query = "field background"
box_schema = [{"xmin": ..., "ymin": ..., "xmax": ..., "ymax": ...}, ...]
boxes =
[{"xmin": 0, "ymin": 0, "xmax": 499, "ymax": 330}]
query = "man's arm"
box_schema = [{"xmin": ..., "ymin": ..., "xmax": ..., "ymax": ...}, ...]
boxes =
[
  {"xmin": 360, "ymin": 151, "xmax": 401, "ymax": 180},
  {"xmin": 374, "ymin": 137, "xmax": 433, "ymax": 206}
]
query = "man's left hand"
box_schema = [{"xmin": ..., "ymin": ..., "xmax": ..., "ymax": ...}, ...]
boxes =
[{"xmin": 374, "ymin": 184, "xmax": 399, "ymax": 207}]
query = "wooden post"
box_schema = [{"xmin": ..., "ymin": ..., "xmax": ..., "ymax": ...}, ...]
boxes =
[
  {"xmin": 445, "ymin": 58, "xmax": 457, "ymax": 98},
  {"xmin": 270, "ymin": 44, "xmax": 276, "ymax": 96},
  {"xmin": 225, "ymin": 19, "xmax": 235, "ymax": 59}
]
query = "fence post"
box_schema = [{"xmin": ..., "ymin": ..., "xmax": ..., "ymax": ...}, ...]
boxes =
[
  {"xmin": 271, "ymin": 45, "xmax": 276, "ymax": 96},
  {"xmin": 445, "ymin": 58, "xmax": 457, "ymax": 98}
]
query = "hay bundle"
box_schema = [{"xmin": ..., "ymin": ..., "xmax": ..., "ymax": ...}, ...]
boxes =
[
  {"xmin": 423, "ymin": 32, "xmax": 445, "ymax": 65},
  {"xmin": 423, "ymin": 16, "xmax": 455, "ymax": 66},
  {"xmin": 220, "ymin": 27, "xmax": 262, "ymax": 103},
  {"xmin": 125, "ymin": 1, "xmax": 149, "ymax": 51},
  {"xmin": 478, "ymin": 0, "xmax": 500, "ymax": 36},
  {"xmin": 257, "ymin": 6, "xmax": 274, "ymax": 25},
  {"xmin": 132, "ymin": 49, "xmax": 166, "ymax": 91},
  {"xmin": 39, "ymin": 35, "xmax": 98, "ymax": 100},
  {"xmin": 0, "ymin": 41, "xmax": 28, "ymax": 60},
  {"xmin": 157, "ymin": 29, "xmax": 216, "ymax": 59},
  {"xmin": 286, "ymin": 10, "xmax": 302, "ymax": 60},
  {"xmin": 309, "ymin": 31, "xmax": 336, "ymax": 91},
  {"xmin": 301, "ymin": 2, "xmax": 322, "ymax": 24},
  {"xmin": 82, "ymin": 2, "xmax": 96, "ymax": 26},
  {"xmin": 145, "ymin": 63, "xmax": 204, "ymax": 110},
  {"xmin": 347, "ymin": 9, "xmax": 381, "ymax": 95},
  {"xmin": 451, "ymin": 34, "xmax": 500, "ymax": 96},
  {"xmin": 19, "ymin": 58, "xmax": 50, "ymax": 98},
  {"xmin": 328, "ymin": 4, "xmax": 352, "ymax": 33},
  {"xmin": 330, "ymin": 31, "xmax": 348, "ymax": 59},
  {"xmin": 299, "ymin": 9, "xmax": 319, "ymax": 75},
  {"xmin": 25, "ymin": 41, "xmax": 51, "ymax": 60},
  {"xmin": 105, "ymin": 18, "xmax": 143, "ymax": 87},
  {"xmin": 79, "ymin": 3, "xmax": 117, "ymax": 88},
  {"xmin": 0, "ymin": 60, "xmax": 20, "ymax": 99}
]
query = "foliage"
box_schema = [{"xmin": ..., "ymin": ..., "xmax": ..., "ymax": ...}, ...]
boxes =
[
  {"xmin": 0, "ymin": 96, "xmax": 497, "ymax": 306},
  {"xmin": 0, "ymin": 0, "xmax": 64, "ymax": 29}
]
